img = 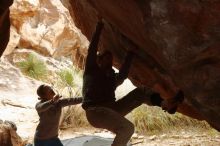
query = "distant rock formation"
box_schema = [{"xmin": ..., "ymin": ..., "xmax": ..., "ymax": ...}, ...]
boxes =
[{"xmin": 3, "ymin": 0, "xmax": 88, "ymax": 61}]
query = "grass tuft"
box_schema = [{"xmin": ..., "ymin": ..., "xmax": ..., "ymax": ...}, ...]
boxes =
[
  {"xmin": 17, "ymin": 53, "xmax": 48, "ymax": 80},
  {"xmin": 129, "ymin": 105, "xmax": 213, "ymax": 135},
  {"xmin": 60, "ymin": 105, "xmax": 90, "ymax": 130},
  {"xmin": 57, "ymin": 69, "xmax": 75, "ymax": 88},
  {"xmin": 55, "ymin": 67, "xmax": 82, "ymax": 96}
]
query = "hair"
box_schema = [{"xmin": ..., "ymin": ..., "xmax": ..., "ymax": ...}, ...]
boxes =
[
  {"xmin": 97, "ymin": 50, "xmax": 112, "ymax": 60},
  {"xmin": 37, "ymin": 84, "xmax": 46, "ymax": 99}
]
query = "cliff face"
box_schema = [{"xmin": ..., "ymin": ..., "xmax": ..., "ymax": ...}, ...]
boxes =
[{"xmin": 67, "ymin": 0, "xmax": 220, "ymax": 131}]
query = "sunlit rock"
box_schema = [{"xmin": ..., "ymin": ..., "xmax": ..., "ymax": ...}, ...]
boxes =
[{"xmin": 8, "ymin": 0, "xmax": 88, "ymax": 59}]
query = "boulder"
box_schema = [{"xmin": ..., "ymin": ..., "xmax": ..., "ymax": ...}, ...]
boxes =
[
  {"xmin": 0, "ymin": 120, "xmax": 24, "ymax": 146},
  {"xmin": 66, "ymin": 0, "xmax": 220, "ymax": 131}
]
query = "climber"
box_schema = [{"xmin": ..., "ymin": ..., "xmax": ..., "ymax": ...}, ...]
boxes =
[
  {"xmin": 82, "ymin": 19, "xmax": 184, "ymax": 146},
  {"xmin": 34, "ymin": 84, "xmax": 83, "ymax": 146}
]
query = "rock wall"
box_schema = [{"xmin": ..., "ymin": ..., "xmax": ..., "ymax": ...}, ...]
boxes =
[
  {"xmin": 0, "ymin": 120, "xmax": 24, "ymax": 146},
  {"xmin": 4, "ymin": 0, "xmax": 88, "ymax": 61},
  {"xmin": 67, "ymin": 0, "xmax": 220, "ymax": 131}
]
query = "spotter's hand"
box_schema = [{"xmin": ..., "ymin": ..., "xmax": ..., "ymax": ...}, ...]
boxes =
[{"xmin": 52, "ymin": 94, "xmax": 62, "ymax": 103}]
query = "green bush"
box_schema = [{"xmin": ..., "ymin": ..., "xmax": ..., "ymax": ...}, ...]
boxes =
[
  {"xmin": 57, "ymin": 68, "xmax": 75, "ymax": 88},
  {"xmin": 17, "ymin": 53, "xmax": 48, "ymax": 80},
  {"xmin": 55, "ymin": 67, "xmax": 82, "ymax": 96}
]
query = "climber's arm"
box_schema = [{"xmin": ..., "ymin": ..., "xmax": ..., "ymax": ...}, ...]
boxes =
[
  {"xmin": 84, "ymin": 21, "xmax": 104, "ymax": 73},
  {"xmin": 116, "ymin": 51, "xmax": 134, "ymax": 86}
]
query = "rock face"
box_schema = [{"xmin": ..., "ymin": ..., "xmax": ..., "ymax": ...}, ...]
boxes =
[
  {"xmin": 0, "ymin": 58, "xmax": 41, "ymax": 139},
  {"xmin": 3, "ymin": 0, "xmax": 88, "ymax": 60},
  {"xmin": 0, "ymin": 120, "xmax": 24, "ymax": 146},
  {"xmin": 66, "ymin": 0, "xmax": 220, "ymax": 131}
]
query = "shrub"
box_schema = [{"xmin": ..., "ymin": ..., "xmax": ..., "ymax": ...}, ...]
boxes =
[
  {"xmin": 57, "ymin": 69, "xmax": 75, "ymax": 88},
  {"xmin": 17, "ymin": 53, "xmax": 48, "ymax": 80},
  {"xmin": 55, "ymin": 67, "xmax": 82, "ymax": 97}
]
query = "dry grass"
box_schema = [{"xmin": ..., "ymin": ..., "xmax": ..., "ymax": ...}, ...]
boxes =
[
  {"xmin": 129, "ymin": 105, "xmax": 216, "ymax": 135},
  {"xmin": 60, "ymin": 105, "xmax": 91, "ymax": 130},
  {"xmin": 59, "ymin": 104, "xmax": 217, "ymax": 136}
]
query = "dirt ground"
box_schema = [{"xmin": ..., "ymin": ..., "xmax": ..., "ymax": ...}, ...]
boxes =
[{"xmin": 59, "ymin": 128, "xmax": 220, "ymax": 146}]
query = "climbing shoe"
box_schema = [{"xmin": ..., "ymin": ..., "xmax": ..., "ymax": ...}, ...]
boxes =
[{"xmin": 161, "ymin": 90, "xmax": 184, "ymax": 114}]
